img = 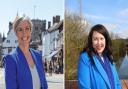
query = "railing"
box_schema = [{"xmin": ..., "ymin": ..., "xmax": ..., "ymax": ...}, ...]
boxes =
[
  {"xmin": 121, "ymin": 80, "xmax": 128, "ymax": 89},
  {"xmin": 65, "ymin": 80, "xmax": 128, "ymax": 89}
]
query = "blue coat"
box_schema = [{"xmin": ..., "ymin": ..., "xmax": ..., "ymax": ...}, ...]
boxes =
[
  {"xmin": 4, "ymin": 47, "xmax": 48, "ymax": 89},
  {"xmin": 78, "ymin": 52, "xmax": 122, "ymax": 89}
]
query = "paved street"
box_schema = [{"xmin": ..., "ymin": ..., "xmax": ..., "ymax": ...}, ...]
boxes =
[
  {"xmin": 0, "ymin": 68, "xmax": 5, "ymax": 89},
  {"xmin": 0, "ymin": 68, "xmax": 64, "ymax": 89},
  {"xmin": 46, "ymin": 73, "xmax": 64, "ymax": 89}
]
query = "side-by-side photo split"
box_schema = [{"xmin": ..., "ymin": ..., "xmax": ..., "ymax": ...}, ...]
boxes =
[{"xmin": 0, "ymin": 0, "xmax": 128, "ymax": 89}]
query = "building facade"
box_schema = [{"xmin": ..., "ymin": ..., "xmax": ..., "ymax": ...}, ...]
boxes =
[
  {"xmin": 42, "ymin": 19, "xmax": 63, "ymax": 73},
  {"xmin": 2, "ymin": 18, "xmax": 47, "ymax": 57}
]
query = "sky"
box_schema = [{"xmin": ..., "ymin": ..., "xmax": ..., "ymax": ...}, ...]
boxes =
[
  {"xmin": 0, "ymin": 0, "xmax": 64, "ymax": 37},
  {"xmin": 66, "ymin": 0, "xmax": 128, "ymax": 39}
]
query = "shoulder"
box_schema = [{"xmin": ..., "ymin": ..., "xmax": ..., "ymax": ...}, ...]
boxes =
[
  {"xmin": 79, "ymin": 51, "xmax": 91, "ymax": 66},
  {"xmin": 4, "ymin": 48, "xmax": 17, "ymax": 60},
  {"xmin": 30, "ymin": 48, "xmax": 41, "ymax": 56},
  {"xmin": 30, "ymin": 48, "xmax": 42, "ymax": 59},
  {"xmin": 3, "ymin": 51, "xmax": 17, "ymax": 66}
]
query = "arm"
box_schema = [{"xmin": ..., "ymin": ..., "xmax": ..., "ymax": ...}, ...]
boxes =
[
  {"xmin": 114, "ymin": 65, "xmax": 122, "ymax": 89},
  {"xmin": 116, "ymin": 76, "xmax": 122, "ymax": 89},
  {"xmin": 78, "ymin": 53, "xmax": 91, "ymax": 89},
  {"xmin": 4, "ymin": 55, "xmax": 17, "ymax": 89}
]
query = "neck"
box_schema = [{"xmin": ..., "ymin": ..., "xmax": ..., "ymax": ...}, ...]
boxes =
[
  {"xmin": 19, "ymin": 44, "xmax": 29, "ymax": 54},
  {"xmin": 98, "ymin": 53, "xmax": 103, "ymax": 57}
]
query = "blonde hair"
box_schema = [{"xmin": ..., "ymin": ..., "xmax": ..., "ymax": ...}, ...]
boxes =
[{"xmin": 13, "ymin": 16, "xmax": 33, "ymax": 32}]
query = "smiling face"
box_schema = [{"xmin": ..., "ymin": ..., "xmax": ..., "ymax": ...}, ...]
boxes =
[
  {"xmin": 16, "ymin": 20, "xmax": 31, "ymax": 47},
  {"xmin": 92, "ymin": 31, "xmax": 106, "ymax": 56}
]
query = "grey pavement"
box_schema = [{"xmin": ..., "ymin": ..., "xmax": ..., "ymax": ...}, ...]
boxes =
[
  {"xmin": 0, "ymin": 68, "xmax": 5, "ymax": 89},
  {"xmin": 0, "ymin": 68, "xmax": 64, "ymax": 89},
  {"xmin": 46, "ymin": 73, "xmax": 64, "ymax": 89}
]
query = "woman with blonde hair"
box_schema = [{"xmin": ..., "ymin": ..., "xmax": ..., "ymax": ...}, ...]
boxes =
[{"xmin": 4, "ymin": 16, "xmax": 48, "ymax": 89}]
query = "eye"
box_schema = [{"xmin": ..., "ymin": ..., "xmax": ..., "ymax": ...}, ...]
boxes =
[
  {"xmin": 93, "ymin": 37, "xmax": 98, "ymax": 41},
  {"xmin": 26, "ymin": 27, "xmax": 30, "ymax": 31},
  {"xmin": 101, "ymin": 37, "xmax": 104, "ymax": 40},
  {"xmin": 17, "ymin": 28, "xmax": 23, "ymax": 32}
]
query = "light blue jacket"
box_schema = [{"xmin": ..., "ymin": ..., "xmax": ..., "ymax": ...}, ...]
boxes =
[
  {"xmin": 78, "ymin": 52, "xmax": 122, "ymax": 89},
  {"xmin": 4, "ymin": 47, "xmax": 48, "ymax": 89}
]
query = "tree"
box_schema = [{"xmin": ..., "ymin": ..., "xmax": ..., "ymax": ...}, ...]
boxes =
[{"xmin": 65, "ymin": 10, "xmax": 88, "ymax": 80}]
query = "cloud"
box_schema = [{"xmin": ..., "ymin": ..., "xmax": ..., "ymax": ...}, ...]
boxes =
[
  {"xmin": 118, "ymin": 20, "xmax": 128, "ymax": 24},
  {"xmin": 85, "ymin": 14, "xmax": 108, "ymax": 20},
  {"xmin": 84, "ymin": 13, "xmax": 128, "ymax": 39},
  {"xmin": 102, "ymin": 23, "xmax": 119, "ymax": 32},
  {"xmin": 118, "ymin": 29, "xmax": 128, "ymax": 39},
  {"xmin": 118, "ymin": 8, "xmax": 128, "ymax": 16},
  {"xmin": 102, "ymin": 23, "xmax": 128, "ymax": 39}
]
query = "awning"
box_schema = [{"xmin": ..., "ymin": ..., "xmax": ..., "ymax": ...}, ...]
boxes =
[{"xmin": 46, "ymin": 49, "xmax": 60, "ymax": 60}]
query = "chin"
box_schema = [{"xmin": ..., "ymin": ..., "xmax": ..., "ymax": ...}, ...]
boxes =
[
  {"xmin": 97, "ymin": 50, "xmax": 104, "ymax": 55},
  {"xmin": 21, "ymin": 41, "xmax": 29, "ymax": 45}
]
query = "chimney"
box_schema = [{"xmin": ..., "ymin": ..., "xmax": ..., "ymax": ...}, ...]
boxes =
[
  {"xmin": 48, "ymin": 21, "xmax": 51, "ymax": 29},
  {"xmin": 2, "ymin": 33, "xmax": 6, "ymax": 42},
  {"xmin": 0, "ymin": 33, "xmax": 2, "ymax": 43},
  {"xmin": 42, "ymin": 20, "xmax": 46, "ymax": 30},
  {"xmin": 56, "ymin": 15, "xmax": 60, "ymax": 23},
  {"xmin": 9, "ymin": 22, "xmax": 13, "ymax": 30},
  {"xmin": 53, "ymin": 16, "xmax": 56, "ymax": 25}
]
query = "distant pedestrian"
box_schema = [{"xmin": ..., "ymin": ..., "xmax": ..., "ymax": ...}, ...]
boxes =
[
  {"xmin": 44, "ymin": 58, "xmax": 48, "ymax": 73},
  {"xmin": 49, "ymin": 61, "xmax": 53, "ymax": 76}
]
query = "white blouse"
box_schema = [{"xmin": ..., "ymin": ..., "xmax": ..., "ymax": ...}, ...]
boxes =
[{"xmin": 29, "ymin": 65, "xmax": 41, "ymax": 89}]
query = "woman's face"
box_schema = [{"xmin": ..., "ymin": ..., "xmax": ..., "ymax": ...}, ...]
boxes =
[
  {"xmin": 16, "ymin": 20, "xmax": 31, "ymax": 46},
  {"xmin": 92, "ymin": 31, "xmax": 106, "ymax": 55}
]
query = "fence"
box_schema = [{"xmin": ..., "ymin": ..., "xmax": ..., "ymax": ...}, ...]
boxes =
[{"xmin": 65, "ymin": 80, "xmax": 128, "ymax": 89}]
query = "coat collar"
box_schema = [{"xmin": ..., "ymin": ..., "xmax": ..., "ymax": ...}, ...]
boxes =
[
  {"xmin": 15, "ymin": 46, "xmax": 33, "ymax": 87},
  {"xmin": 15, "ymin": 46, "xmax": 39, "ymax": 69},
  {"xmin": 93, "ymin": 55, "xmax": 111, "ymax": 89},
  {"xmin": 15, "ymin": 46, "xmax": 43, "ymax": 87},
  {"xmin": 29, "ymin": 48, "xmax": 47, "ymax": 88}
]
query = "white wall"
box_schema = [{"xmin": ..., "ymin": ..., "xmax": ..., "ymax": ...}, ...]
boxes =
[
  {"xmin": 2, "ymin": 29, "xmax": 18, "ymax": 56},
  {"xmin": 3, "ymin": 29, "xmax": 18, "ymax": 47},
  {"xmin": 42, "ymin": 32, "xmax": 50, "ymax": 57},
  {"xmin": 50, "ymin": 30, "xmax": 59, "ymax": 51}
]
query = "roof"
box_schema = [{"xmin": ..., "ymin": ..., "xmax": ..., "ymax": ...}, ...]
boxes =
[
  {"xmin": 46, "ymin": 48, "xmax": 61, "ymax": 60},
  {"xmin": 47, "ymin": 20, "xmax": 63, "ymax": 32}
]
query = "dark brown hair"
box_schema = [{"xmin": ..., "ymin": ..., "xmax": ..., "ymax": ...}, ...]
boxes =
[{"xmin": 82, "ymin": 24, "xmax": 113, "ymax": 64}]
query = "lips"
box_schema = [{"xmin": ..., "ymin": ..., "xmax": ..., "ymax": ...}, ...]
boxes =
[
  {"xmin": 22, "ymin": 37, "xmax": 28, "ymax": 41},
  {"xmin": 96, "ymin": 45, "xmax": 104, "ymax": 50}
]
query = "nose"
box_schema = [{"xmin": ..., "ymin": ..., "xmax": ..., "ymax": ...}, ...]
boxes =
[
  {"xmin": 22, "ymin": 29, "xmax": 28, "ymax": 36},
  {"xmin": 22, "ymin": 30, "xmax": 25, "ymax": 34},
  {"xmin": 97, "ymin": 39, "xmax": 101, "ymax": 45}
]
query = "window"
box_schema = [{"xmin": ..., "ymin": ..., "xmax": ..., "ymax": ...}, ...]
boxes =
[
  {"xmin": 8, "ymin": 48, "xmax": 12, "ymax": 53},
  {"xmin": 15, "ymin": 40, "xmax": 18, "ymax": 43},
  {"xmin": 35, "ymin": 26, "xmax": 38, "ymax": 30},
  {"xmin": 7, "ymin": 40, "xmax": 10, "ymax": 43}
]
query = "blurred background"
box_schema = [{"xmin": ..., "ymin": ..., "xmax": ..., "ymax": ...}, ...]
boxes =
[
  {"xmin": 65, "ymin": 0, "xmax": 128, "ymax": 80},
  {"xmin": 0, "ymin": 0, "xmax": 64, "ymax": 89}
]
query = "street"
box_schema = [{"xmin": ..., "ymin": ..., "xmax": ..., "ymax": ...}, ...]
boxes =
[
  {"xmin": 0, "ymin": 68, "xmax": 64, "ymax": 89},
  {"xmin": 0, "ymin": 68, "xmax": 5, "ymax": 89},
  {"xmin": 46, "ymin": 73, "xmax": 64, "ymax": 89}
]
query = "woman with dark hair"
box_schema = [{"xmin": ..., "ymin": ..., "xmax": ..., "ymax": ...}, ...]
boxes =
[{"xmin": 78, "ymin": 24, "xmax": 122, "ymax": 89}]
